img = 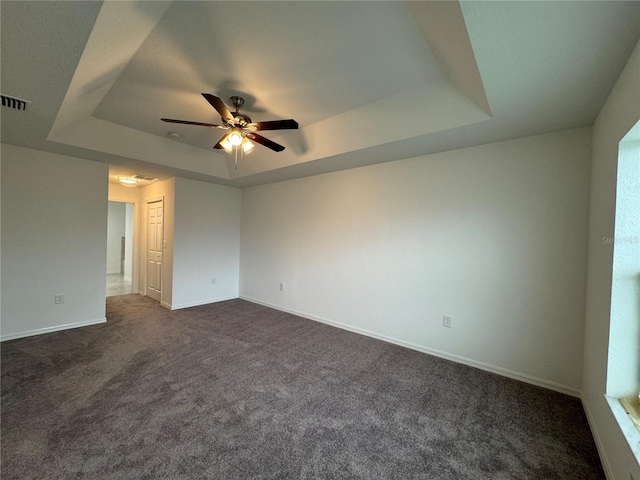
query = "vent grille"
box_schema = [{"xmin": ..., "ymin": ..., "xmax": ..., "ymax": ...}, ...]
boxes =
[
  {"xmin": 1, "ymin": 94, "xmax": 30, "ymax": 111},
  {"xmin": 133, "ymin": 175, "xmax": 158, "ymax": 181}
]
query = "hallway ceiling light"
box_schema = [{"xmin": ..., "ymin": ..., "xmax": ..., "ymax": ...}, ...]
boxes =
[{"xmin": 118, "ymin": 176, "xmax": 138, "ymax": 187}]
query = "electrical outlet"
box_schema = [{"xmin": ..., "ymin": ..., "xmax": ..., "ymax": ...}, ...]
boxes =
[
  {"xmin": 443, "ymin": 315, "xmax": 452, "ymax": 328},
  {"xmin": 211, "ymin": 277, "xmax": 216, "ymax": 285},
  {"xmin": 279, "ymin": 283, "xmax": 284, "ymax": 292},
  {"xmin": 55, "ymin": 294, "xmax": 65, "ymax": 304}
]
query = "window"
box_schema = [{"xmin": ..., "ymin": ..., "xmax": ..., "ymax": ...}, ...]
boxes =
[{"xmin": 607, "ymin": 120, "xmax": 640, "ymax": 457}]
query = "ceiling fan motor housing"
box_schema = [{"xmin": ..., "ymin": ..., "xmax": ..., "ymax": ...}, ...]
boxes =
[
  {"xmin": 229, "ymin": 96, "xmax": 251, "ymax": 125},
  {"xmin": 232, "ymin": 113, "xmax": 252, "ymax": 126}
]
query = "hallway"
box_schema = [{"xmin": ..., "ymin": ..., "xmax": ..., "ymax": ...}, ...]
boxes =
[{"xmin": 106, "ymin": 274, "xmax": 132, "ymax": 297}]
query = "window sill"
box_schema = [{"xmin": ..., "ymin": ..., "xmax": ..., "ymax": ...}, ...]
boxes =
[
  {"xmin": 606, "ymin": 395, "xmax": 640, "ymax": 464},
  {"xmin": 621, "ymin": 396, "xmax": 640, "ymax": 430}
]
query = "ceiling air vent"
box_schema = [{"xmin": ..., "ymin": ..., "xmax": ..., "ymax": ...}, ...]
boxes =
[
  {"xmin": 133, "ymin": 175, "xmax": 158, "ymax": 182},
  {"xmin": 1, "ymin": 94, "xmax": 30, "ymax": 111}
]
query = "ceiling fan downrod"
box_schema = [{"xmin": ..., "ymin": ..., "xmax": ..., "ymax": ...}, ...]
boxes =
[{"xmin": 230, "ymin": 96, "xmax": 245, "ymax": 113}]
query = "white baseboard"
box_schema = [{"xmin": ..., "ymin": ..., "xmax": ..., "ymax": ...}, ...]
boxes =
[
  {"xmin": 582, "ymin": 396, "xmax": 613, "ymax": 479},
  {"xmin": 123, "ymin": 276, "xmax": 132, "ymax": 283},
  {"xmin": 240, "ymin": 296, "xmax": 581, "ymax": 398},
  {"xmin": 1, "ymin": 317, "xmax": 107, "ymax": 342},
  {"xmin": 171, "ymin": 295, "xmax": 237, "ymax": 311}
]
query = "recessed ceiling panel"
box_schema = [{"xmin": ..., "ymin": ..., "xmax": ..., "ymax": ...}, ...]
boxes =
[{"xmin": 94, "ymin": 1, "xmax": 445, "ymax": 152}]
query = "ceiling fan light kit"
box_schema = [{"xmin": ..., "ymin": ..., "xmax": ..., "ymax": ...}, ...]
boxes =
[
  {"xmin": 228, "ymin": 127, "xmax": 244, "ymax": 147},
  {"xmin": 219, "ymin": 134, "xmax": 255, "ymax": 153},
  {"xmin": 161, "ymin": 93, "xmax": 299, "ymax": 168}
]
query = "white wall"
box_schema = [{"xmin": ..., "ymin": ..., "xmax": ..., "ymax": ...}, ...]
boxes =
[
  {"xmin": 106, "ymin": 202, "xmax": 126, "ymax": 274},
  {"xmin": 172, "ymin": 177, "xmax": 241, "ymax": 309},
  {"xmin": 240, "ymin": 127, "xmax": 591, "ymax": 395},
  {"xmin": 1, "ymin": 144, "xmax": 108, "ymax": 340},
  {"xmin": 583, "ymin": 40, "xmax": 640, "ymax": 480}
]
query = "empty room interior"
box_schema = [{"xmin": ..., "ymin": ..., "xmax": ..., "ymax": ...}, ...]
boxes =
[{"xmin": 1, "ymin": 1, "xmax": 639, "ymax": 479}]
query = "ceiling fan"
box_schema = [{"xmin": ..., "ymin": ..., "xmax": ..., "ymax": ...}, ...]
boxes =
[{"xmin": 161, "ymin": 93, "xmax": 298, "ymax": 153}]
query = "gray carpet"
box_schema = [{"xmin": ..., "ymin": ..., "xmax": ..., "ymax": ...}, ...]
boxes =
[{"xmin": 2, "ymin": 295, "xmax": 604, "ymax": 479}]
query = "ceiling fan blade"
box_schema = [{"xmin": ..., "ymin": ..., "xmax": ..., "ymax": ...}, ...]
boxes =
[
  {"xmin": 250, "ymin": 119, "xmax": 299, "ymax": 131},
  {"xmin": 246, "ymin": 132, "xmax": 285, "ymax": 152},
  {"xmin": 213, "ymin": 132, "xmax": 230, "ymax": 150},
  {"xmin": 161, "ymin": 118, "xmax": 224, "ymax": 128},
  {"xmin": 202, "ymin": 93, "xmax": 233, "ymax": 123}
]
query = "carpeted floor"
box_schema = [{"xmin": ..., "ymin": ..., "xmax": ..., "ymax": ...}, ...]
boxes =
[{"xmin": 2, "ymin": 295, "xmax": 604, "ymax": 479}]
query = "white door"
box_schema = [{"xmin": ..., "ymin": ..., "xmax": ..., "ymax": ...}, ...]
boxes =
[{"xmin": 147, "ymin": 199, "xmax": 163, "ymax": 302}]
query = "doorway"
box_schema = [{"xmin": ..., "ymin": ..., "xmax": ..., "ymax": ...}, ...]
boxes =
[{"xmin": 107, "ymin": 201, "xmax": 134, "ymax": 296}]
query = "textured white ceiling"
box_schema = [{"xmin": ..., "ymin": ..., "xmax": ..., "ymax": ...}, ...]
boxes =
[
  {"xmin": 1, "ymin": 1, "xmax": 639, "ymax": 187},
  {"xmin": 95, "ymin": 1, "xmax": 444, "ymax": 137}
]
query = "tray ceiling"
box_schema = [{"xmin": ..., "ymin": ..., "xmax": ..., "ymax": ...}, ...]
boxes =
[{"xmin": 1, "ymin": 1, "xmax": 639, "ymax": 187}]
